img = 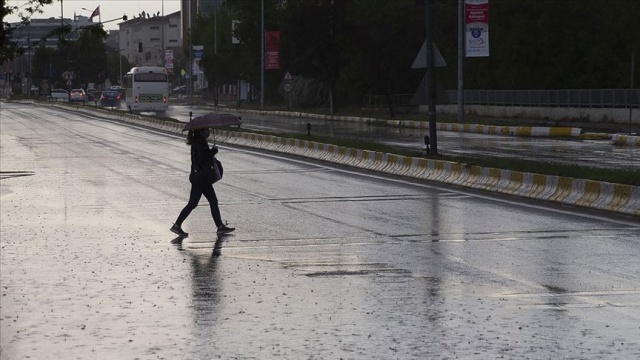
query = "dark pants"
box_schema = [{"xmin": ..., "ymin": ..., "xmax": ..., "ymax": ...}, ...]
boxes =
[{"xmin": 175, "ymin": 183, "xmax": 223, "ymax": 228}]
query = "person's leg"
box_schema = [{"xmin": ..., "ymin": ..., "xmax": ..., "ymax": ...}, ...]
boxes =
[
  {"xmin": 202, "ymin": 185, "xmax": 223, "ymax": 228},
  {"xmin": 175, "ymin": 184, "xmax": 204, "ymax": 227}
]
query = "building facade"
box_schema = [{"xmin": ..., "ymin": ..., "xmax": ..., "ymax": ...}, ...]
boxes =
[{"xmin": 118, "ymin": 11, "xmax": 182, "ymax": 72}]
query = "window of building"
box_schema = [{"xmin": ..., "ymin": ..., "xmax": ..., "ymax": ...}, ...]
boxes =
[
  {"xmin": 150, "ymin": 37, "xmax": 160, "ymax": 42},
  {"xmin": 150, "ymin": 26, "xmax": 160, "ymax": 30},
  {"xmin": 169, "ymin": 24, "xmax": 177, "ymax": 28},
  {"xmin": 169, "ymin": 39, "xmax": 177, "ymax": 43}
]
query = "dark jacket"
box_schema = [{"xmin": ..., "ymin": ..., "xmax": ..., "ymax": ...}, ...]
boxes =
[{"xmin": 189, "ymin": 135, "xmax": 218, "ymax": 186}]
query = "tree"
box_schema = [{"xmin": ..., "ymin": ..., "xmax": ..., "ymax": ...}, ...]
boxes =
[
  {"xmin": 107, "ymin": 51, "xmax": 131, "ymax": 86},
  {"xmin": 222, "ymin": 0, "xmax": 284, "ymax": 105},
  {"xmin": 192, "ymin": 10, "xmax": 242, "ymax": 106},
  {"xmin": 213, "ymin": 0, "xmax": 638, "ymax": 111},
  {"xmin": 30, "ymin": 25, "xmax": 108, "ymax": 88},
  {"xmin": 1, "ymin": 0, "xmax": 54, "ymax": 64},
  {"xmin": 340, "ymin": 0, "xmax": 424, "ymax": 115},
  {"xmin": 279, "ymin": 0, "xmax": 349, "ymax": 114},
  {"xmin": 71, "ymin": 25, "xmax": 108, "ymax": 86}
]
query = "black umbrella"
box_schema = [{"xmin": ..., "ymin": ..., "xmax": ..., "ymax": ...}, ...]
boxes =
[
  {"xmin": 182, "ymin": 113, "xmax": 242, "ymax": 131},
  {"xmin": 183, "ymin": 113, "xmax": 242, "ymax": 145}
]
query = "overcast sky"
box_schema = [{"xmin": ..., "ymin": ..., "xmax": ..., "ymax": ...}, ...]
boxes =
[{"xmin": 6, "ymin": 0, "xmax": 182, "ymax": 31}]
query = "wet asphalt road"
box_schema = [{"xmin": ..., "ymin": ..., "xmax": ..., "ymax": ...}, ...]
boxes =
[
  {"xmin": 1, "ymin": 102, "xmax": 640, "ymax": 359},
  {"xmin": 165, "ymin": 105, "xmax": 640, "ymax": 172}
]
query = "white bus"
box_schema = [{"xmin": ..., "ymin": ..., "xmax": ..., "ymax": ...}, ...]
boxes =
[{"xmin": 123, "ymin": 66, "xmax": 169, "ymax": 114}]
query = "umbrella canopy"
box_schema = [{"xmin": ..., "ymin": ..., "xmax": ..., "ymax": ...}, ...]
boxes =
[{"xmin": 182, "ymin": 113, "xmax": 242, "ymax": 131}]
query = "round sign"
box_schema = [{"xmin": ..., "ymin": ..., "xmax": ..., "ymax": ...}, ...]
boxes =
[{"xmin": 284, "ymin": 83, "xmax": 293, "ymax": 92}]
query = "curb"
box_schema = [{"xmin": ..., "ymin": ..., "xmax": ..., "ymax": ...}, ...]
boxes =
[
  {"xmin": 580, "ymin": 132, "xmax": 611, "ymax": 140},
  {"xmin": 611, "ymin": 134, "xmax": 640, "ymax": 147},
  {"xmin": 212, "ymin": 107, "xmax": 584, "ymax": 138},
  {"xmin": 30, "ymin": 102, "xmax": 640, "ymax": 217}
]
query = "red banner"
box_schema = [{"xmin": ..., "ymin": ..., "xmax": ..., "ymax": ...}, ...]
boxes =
[
  {"xmin": 465, "ymin": 0, "xmax": 490, "ymax": 57},
  {"xmin": 265, "ymin": 31, "xmax": 281, "ymax": 70}
]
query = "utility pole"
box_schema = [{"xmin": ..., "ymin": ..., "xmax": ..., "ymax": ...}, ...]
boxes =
[
  {"xmin": 457, "ymin": 0, "xmax": 464, "ymax": 122},
  {"xmin": 630, "ymin": 51, "xmax": 635, "ymax": 135},
  {"xmin": 161, "ymin": 0, "xmax": 165, "ymax": 58},
  {"xmin": 260, "ymin": 0, "xmax": 265, "ymax": 109},
  {"xmin": 188, "ymin": 2, "xmax": 192, "ymax": 106},
  {"xmin": 425, "ymin": 0, "xmax": 438, "ymax": 155}
]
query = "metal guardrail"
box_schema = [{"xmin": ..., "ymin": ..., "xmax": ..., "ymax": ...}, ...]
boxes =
[
  {"xmin": 362, "ymin": 93, "xmax": 414, "ymax": 109},
  {"xmin": 364, "ymin": 89, "xmax": 639, "ymax": 109}
]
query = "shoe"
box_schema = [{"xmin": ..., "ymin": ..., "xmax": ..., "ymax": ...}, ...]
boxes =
[
  {"xmin": 217, "ymin": 224, "xmax": 235, "ymax": 234},
  {"xmin": 170, "ymin": 224, "xmax": 188, "ymax": 237}
]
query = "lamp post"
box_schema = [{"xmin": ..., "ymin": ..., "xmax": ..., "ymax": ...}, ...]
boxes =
[
  {"xmin": 260, "ymin": 0, "xmax": 264, "ymax": 109},
  {"xmin": 424, "ymin": 0, "xmax": 438, "ymax": 155},
  {"xmin": 119, "ymin": 48, "xmax": 123, "ymax": 85}
]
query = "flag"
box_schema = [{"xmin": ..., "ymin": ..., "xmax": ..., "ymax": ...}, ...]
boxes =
[{"xmin": 90, "ymin": 6, "xmax": 100, "ymax": 20}]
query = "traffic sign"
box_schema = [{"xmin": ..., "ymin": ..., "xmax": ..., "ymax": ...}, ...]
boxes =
[
  {"xmin": 284, "ymin": 83, "xmax": 293, "ymax": 92},
  {"xmin": 284, "ymin": 72, "xmax": 292, "ymax": 81}
]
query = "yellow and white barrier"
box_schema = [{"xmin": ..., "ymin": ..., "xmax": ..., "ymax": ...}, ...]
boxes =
[{"xmin": 611, "ymin": 134, "xmax": 640, "ymax": 147}]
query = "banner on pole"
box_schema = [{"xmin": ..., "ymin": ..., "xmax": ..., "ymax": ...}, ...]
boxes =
[
  {"xmin": 265, "ymin": 31, "xmax": 281, "ymax": 70},
  {"xmin": 164, "ymin": 50, "xmax": 173, "ymax": 70},
  {"xmin": 465, "ymin": 0, "xmax": 489, "ymax": 57},
  {"xmin": 192, "ymin": 45, "xmax": 204, "ymax": 74}
]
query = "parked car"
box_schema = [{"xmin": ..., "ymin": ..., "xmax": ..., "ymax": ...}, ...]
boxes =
[
  {"xmin": 49, "ymin": 89, "xmax": 69, "ymax": 101},
  {"xmin": 99, "ymin": 90, "xmax": 122, "ymax": 107},
  {"xmin": 69, "ymin": 89, "xmax": 86, "ymax": 102},
  {"xmin": 86, "ymin": 88, "xmax": 102, "ymax": 102},
  {"xmin": 109, "ymin": 86, "xmax": 126, "ymax": 100}
]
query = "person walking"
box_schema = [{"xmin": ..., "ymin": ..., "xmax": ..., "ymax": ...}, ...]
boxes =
[{"xmin": 171, "ymin": 128, "xmax": 234, "ymax": 237}]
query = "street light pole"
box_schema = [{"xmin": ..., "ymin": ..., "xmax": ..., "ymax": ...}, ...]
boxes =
[
  {"xmin": 189, "ymin": 2, "xmax": 193, "ymax": 106},
  {"xmin": 424, "ymin": 0, "xmax": 438, "ymax": 155},
  {"xmin": 119, "ymin": 49, "xmax": 123, "ymax": 85},
  {"xmin": 260, "ymin": 0, "xmax": 264, "ymax": 109},
  {"xmin": 630, "ymin": 51, "xmax": 635, "ymax": 135},
  {"xmin": 161, "ymin": 0, "xmax": 165, "ymax": 60},
  {"xmin": 457, "ymin": 0, "xmax": 465, "ymax": 122}
]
